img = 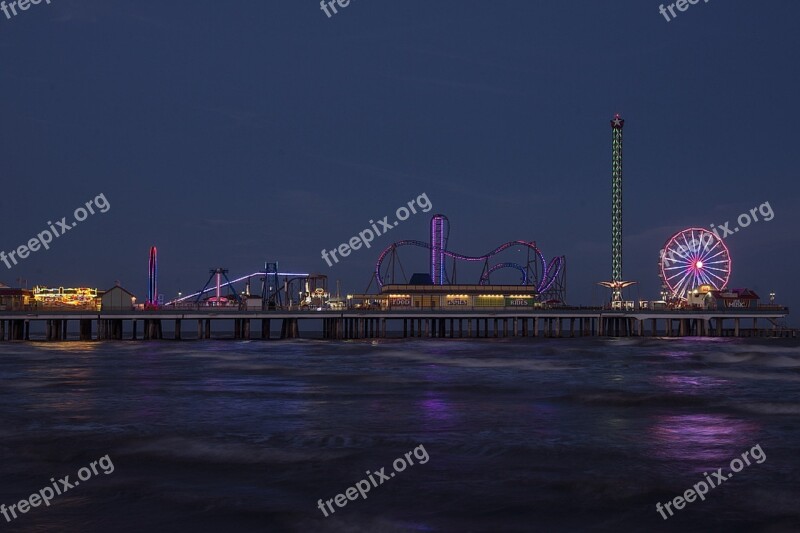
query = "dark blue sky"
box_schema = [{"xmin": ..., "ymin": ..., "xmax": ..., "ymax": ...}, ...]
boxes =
[{"xmin": 2, "ymin": 1, "xmax": 798, "ymax": 318}]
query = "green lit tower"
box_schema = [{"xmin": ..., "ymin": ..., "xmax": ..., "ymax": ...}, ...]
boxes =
[
  {"xmin": 611, "ymin": 114, "xmax": 624, "ymax": 293},
  {"xmin": 599, "ymin": 114, "xmax": 636, "ymax": 304}
]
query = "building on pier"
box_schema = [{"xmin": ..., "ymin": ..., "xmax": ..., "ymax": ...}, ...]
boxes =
[
  {"xmin": 347, "ymin": 284, "xmax": 544, "ymax": 310},
  {"xmin": 32, "ymin": 286, "xmax": 100, "ymax": 310},
  {"xmin": 0, "ymin": 287, "xmax": 34, "ymax": 311},
  {"xmin": 685, "ymin": 286, "xmax": 761, "ymax": 311},
  {"xmin": 100, "ymin": 285, "xmax": 137, "ymax": 311}
]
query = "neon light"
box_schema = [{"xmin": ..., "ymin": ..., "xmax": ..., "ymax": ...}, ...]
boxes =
[
  {"xmin": 33, "ymin": 286, "xmax": 98, "ymax": 308},
  {"xmin": 148, "ymin": 246, "xmax": 158, "ymax": 306},
  {"xmin": 430, "ymin": 215, "xmax": 449, "ymax": 285},
  {"xmin": 611, "ymin": 114, "xmax": 624, "ymax": 291},
  {"xmin": 660, "ymin": 228, "xmax": 731, "ymax": 300},
  {"xmin": 376, "ymin": 239, "xmax": 559, "ymax": 292},
  {"xmin": 166, "ymin": 272, "xmax": 311, "ymax": 304}
]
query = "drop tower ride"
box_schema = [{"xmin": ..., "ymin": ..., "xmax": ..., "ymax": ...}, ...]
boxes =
[{"xmin": 599, "ymin": 114, "xmax": 636, "ymax": 303}]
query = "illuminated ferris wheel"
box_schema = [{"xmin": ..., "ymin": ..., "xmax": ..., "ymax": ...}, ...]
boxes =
[{"xmin": 659, "ymin": 228, "xmax": 731, "ymax": 300}]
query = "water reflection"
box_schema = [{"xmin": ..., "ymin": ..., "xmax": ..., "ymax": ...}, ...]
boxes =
[
  {"xmin": 648, "ymin": 413, "xmax": 760, "ymax": 463},
  {"xmin": 651, "ymin": 373, "xmax": 729, "ymax": 395},
  {"xmin": 418, "ymin": 392, "xmax": 458, "ymax": 430}
]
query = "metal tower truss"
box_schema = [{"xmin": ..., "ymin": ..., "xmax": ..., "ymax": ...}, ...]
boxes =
[
  {"xmin": 195, "ymin": 268, "xmax": 242, "ymax": 305},
  {"xmin": 261, "ymin": 262, "xmax": 280, "ymax": 309},
  {"xmin": 611, "ymin": 114, "xmax": 624, "ymax": 286},
  {"xmin": 540, "ymin": 256, "xmax": 567, "ymax": 304}
]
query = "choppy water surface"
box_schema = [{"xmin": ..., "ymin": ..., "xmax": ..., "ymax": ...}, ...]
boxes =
[{"xmin": 0, "ymin": 337, "xmax": 799, "ymax": 532}]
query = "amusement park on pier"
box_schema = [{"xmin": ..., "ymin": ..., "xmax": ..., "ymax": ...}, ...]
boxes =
[{"xmin": 0, "ymin": 115, "xmax": 791, "ymax": 341}]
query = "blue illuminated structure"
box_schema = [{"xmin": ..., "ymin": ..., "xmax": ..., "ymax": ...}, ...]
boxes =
[
  {"xmin": 165, "ymin": 270, "xmax": 312, "ymax": 306},
  {"xmin": 431, "ymin": 215, "xmax": 449, "ymax": 285}
]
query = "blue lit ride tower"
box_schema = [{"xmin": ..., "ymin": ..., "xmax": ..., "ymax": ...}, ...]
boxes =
[
  {"xmin": 148, "ymin": 246, "xmax": 158, "ymax": 306},
  {"xmin": 430, "ymin": 214, "xmax": 450, "ymax": 285}
]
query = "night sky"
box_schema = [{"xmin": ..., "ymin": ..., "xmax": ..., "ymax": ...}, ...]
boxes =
[{"xmin": 2, "ymin": 1, "xmax": 798, "ymax": 320}]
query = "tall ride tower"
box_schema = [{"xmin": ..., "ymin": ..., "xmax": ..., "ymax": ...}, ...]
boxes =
[
  {"xmin": 430, "ymin": 214, "xmax": 450, "ymax": 285},
  {"xmin": 147, "ymin": 246, "xmax": 158, "ymax": 307},
  {"xmin": 599, "ymin": 114, "xmax": 636, "ymax": 303},
  {"xmin": 611, "ymin": 114, "xmax": 624, "ymax": 290}
]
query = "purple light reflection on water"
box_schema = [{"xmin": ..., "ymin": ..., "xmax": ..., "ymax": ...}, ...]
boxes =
[
  {"xmin": 2, "ymin": 338, "xmax": 798, "ymax": 531},
  {"xmin": 420, "ymin": 398, "xmax": 454, "ymax": 422},
  {"xmin": 647, "ymin": 413, "xmax": 761, "ymax": 463}
]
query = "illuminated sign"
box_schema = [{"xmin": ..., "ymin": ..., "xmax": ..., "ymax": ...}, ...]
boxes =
[
  {"xmin": 390, "ymin": 297, "xmax": 411, "ymax": 306},
  {"xmin": 725, "ymin": 299, "xmax": 747, "ymax": 308},
  {"xmin": 475, "ymin": 295, "xmax": 504, "ymax": 307},
  {"xmin": 505, "ymin": 297, "xmax": 534, "ymax": 307}
]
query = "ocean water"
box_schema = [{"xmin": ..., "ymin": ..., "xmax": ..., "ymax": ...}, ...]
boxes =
[{"xmin": 0, "ymin": 337, "xmax": 799, "ymax": 532}]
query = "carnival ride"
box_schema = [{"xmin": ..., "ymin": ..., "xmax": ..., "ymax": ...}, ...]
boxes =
[
  {"xmin": 146, "ymin": 246, "xmax": 158, "ymax": 308},
  {"xmin": 598, "ymin": 114, "xmax": 638, "ymax": 302},
  {"xmin": 162, "ymin": 262, "xmax": 327, "ymax": 310},
  {"xmin": 372, "ymin": 214, "xmax": 567, "ymax": 302},
  {"xmin": 659, "ymin": 227, "xmax": 732, "ymax": 301}
]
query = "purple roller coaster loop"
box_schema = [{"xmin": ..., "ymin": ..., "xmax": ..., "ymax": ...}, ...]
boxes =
[
  {"xmin": 478, "ymin": 262, "xmax": 528, "ymax": 285},
  {"xmin": 375, "ymin": 240, "xmax": 562, "ymax": 293}
]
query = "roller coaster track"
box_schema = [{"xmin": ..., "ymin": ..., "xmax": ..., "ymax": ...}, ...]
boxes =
[{"xmin": 375, "ymin": 240, "xmax": 564, "ymax": 293}]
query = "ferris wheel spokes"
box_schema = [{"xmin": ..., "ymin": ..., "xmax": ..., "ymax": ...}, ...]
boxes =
[{"xmin": 659, "ymin": 227, "xmax": 732, "ymax": 300}]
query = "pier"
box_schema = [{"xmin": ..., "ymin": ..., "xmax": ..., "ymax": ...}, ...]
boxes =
[{"xmin": 0, "ymin": 308, "xmax": 793, "ymax": 341}]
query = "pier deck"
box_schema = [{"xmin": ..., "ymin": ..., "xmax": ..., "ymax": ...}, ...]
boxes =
[{"xmin": 0, "ymin": 308, "xmax": 792, "ymax": 341}]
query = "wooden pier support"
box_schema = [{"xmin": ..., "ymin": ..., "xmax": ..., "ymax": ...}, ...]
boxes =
[
  {"xmin": 143, "ymin": 319, "xmax": 162, "ymax": 340},
  {"xmin": 0, "ymin": 309, "xmax": 793, "ymax": 342},
  {"xmin": 13, "ymin": 320, "xmax": 24, "ymax": 340},
  {"xmin": 280, "ymin": 318, "xmax": 300, "ymax": 339},
  {"xmin": 79, "ymin": 319, "xmax": 92, "ymax": 341}
]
